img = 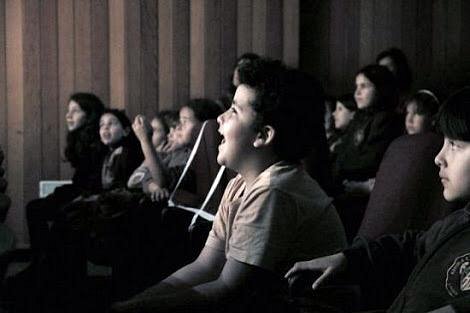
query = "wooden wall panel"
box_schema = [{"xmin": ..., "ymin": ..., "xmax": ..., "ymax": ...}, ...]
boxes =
[
  {"xmin": 190, "ymin": 0, "xmax": 205, "ymax": 98},
  {"xmin": 237, "ymin": 0, "xmax": 252, "ymax": 56},
  {"xmin": 5, "ymin": 0, "xmax": 26, "ymax": 244},
  {"xmin": 0, "ymin": 1, "xmax": 7, "ymax": 157},
  {"xmin": 220, "ymin": 0, "xmax": 237, "ymax": 96},
  {"xmin": 40, "ymin": 0, "xmax": 59, "ymax": 179},
  {"xmin": 22, "ymin": 0, "xmax": 42, "ymax": 220},
  {"xmin": 57, "ymin": 0, "xmax": 74, "ymax": 179},
  {"xmin": 301, "ymin": 0, "xmax": 470, "ymax": 97},
  {"xmin": 140, "ymin": 0, "xmax": 158, "ymax": 116},
  {"xmin": 109, "ymin": 0, "xmax": 126, "ymax": 110},
  {"xmin": 299, "ymin": 0, "xmax": 330, "ymax": 89},
  {"xmin": 414, "ymin": 0, "xmax": 433, "ymax": 89},
  {"xmin": 74, "ymin": 0, "xmax": 92, "ymax": 91},
  {"xmin": 283, "ymin": 0, "xmax": 299, "ymax": 67},
  {"xmin": 158, "ymin": 0, "xmax": 189, "ymax": 110},
  {"xmin": 125, "ymin": 0, "xmax": 141, "ymax": 119},
  {"xmin": 91, "ymin": 0, "xmax": 110, "ymax": 105}
]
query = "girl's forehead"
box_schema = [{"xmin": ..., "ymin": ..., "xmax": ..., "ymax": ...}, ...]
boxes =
[
  {"xmin": 68, "ymin": 100, "xmax": 81, "ymax": 109},
  {"xmin": 179, "ymin": 106, "xmax": 194, "ymax": 118}
]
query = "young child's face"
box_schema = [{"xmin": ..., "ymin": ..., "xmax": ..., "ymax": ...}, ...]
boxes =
[
  {"xmin": 435, "ymin": 137, "xmax": 470, "ymax": 202},
  {"xmin": 179, "ymin": 107, "xmax": 202, "ymax": 147},
  {"xmin": 406, "ymin": 101, "xmax": 431, "ymax": 135},
  {"xmin": 99, "ymin": 113, "xmax": 128, "ymax": 147},
  {"xmin": 65, "ymin": 100, "xmax": 87, "ymax": 131},
  {"xmin": 217, "ymin": 84, "xmax": 259, "ymax": 171},
  {"xmin": 151, "ymin": 118, "xmax": 167, "ymax": 148},
  {"xmin": 333, "ymin": 101, "xmax": 355, "ymax": 131},
  {"xmin": 354, "ymin": 74, "xmax": 376, "ymax": 109}
]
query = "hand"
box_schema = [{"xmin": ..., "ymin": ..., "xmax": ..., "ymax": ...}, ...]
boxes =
[
  {"xmin": 343, "ymin": 179, "xmax": 374, "ymax": 196},
  {"xmin": 132, "ymin": 115, "xmax": 152, "ymax": 143},
  {"xmin": 148, "ymin": 181, "xmax": 169, "ymax": 202},
  {"xmin": 285, "ymin": 252, "xmax": 347, "ymax": 290}
]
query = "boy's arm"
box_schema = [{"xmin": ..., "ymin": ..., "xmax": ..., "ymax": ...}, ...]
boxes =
[{"xmin": 112, "ymin": 245, "xmax": 265, "ymax": 313}]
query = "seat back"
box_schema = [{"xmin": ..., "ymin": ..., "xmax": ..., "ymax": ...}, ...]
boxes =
[
  {"xmin": 357, "ymin": 133, "xmax": 456, "ymax": 240},
  {"xmin": 172, "ymin": 119, "xmax": 228, "ymax": 215}
]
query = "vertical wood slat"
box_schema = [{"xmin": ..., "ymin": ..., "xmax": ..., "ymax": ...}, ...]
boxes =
[
  {"xmin": 91, "ymin": 0, "xmax": 110, "ymax": 105},
  {"xmin": 109, "ymin": 0, "xmax": 126, "ymax": 110},
  {"xmin": 358, "ymin": 0, "xmax": 374, "ymax": 67},
  {"xmin": 264, "ymin": 0, "xmax": 282, "ymax": 61},
  {"xmin": 432, "ymin": 0, "xmax": 447, "ymax": 85},
  {"xmin": 125, "ymin": 0, "xmax": 141, "ymax": 119},
  {"xmin": 141, "ymin": 0, "xmax": 157, "ymax": 116},
  {"xmin": 0, "ymin": 1, "xmax": 7, "ymax": 157},
  {"xmin": 401, "ymin": 0, "xmax": 418, "ymax": 80},
  {"xmin": 190, "ymin": 0, "xmax": 205, "ymax": 98},
  {"xmin": 40, "ymin": 0, "xmax": 59, "ymax": 179},
  {"xmin": 343, "ymin": 0, "xmax": 360, "ymax": 93},
  {"xmin": 252, "ymin": 0, "xmax": 267, "ymax": 56},
  {"xmin": 283, "ymin": 0, "xmax": 299, "ymax": 67},
  {"xmin": 220, "ymin": 0, "xmax": 237, "ymax": 97},
  {"xmin": 329, "ymin": 0, "xmax": 346, "ymax": 93},
  {"xmin": 74, "ymin": 0, "xmax": 92, "ymax": 91},
  {"xmin": 415, "ymin": 0, "xmax": 433, "ymax": 87},
  {"xmin": 158, "ymin": 0, "xmax": 189, "ymax": 110},
  {"xmin": 57, "ymin": 0, "xmax": 74, "ymax": 179},
  {"xmin": 204, "ymin": 1, "xmax": 221, "ymax": 100},
  {"xmin": 22, "ymin": 0, "xmax": 41, "ymax": 218},
  {"xmin": 447, "ymin": 0, "xmax": 461, "ymax": 78},
  {"xmin": 237, "ymin": 0, "xmax": 252, "ymax": 56},
  {"xmin": 5, "ymin": 0, "xmax": 25, "ymax": 240}
]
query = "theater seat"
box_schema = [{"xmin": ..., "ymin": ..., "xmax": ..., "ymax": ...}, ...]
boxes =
[
  {"xmin": 358, "ymin": 132, "xmax": 456, "ymax": 240},
  {"xmin": 163, "ymin": 119, "xmax": 230, "ymax": 260}
]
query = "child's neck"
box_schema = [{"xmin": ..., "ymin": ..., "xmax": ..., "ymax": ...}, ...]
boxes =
[{"xmin": 239, "ymin": 155, "xmax": 280, "ymax": 190}]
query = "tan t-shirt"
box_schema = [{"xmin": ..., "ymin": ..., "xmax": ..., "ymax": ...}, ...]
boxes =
[{"xmin": 205, "ymin": 161, "xmax": 347, "ymax": 274}]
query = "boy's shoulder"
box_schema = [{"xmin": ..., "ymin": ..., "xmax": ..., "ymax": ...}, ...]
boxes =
[{"xmin": 250, "ymin": 161, "xmax": 332, "ymax": 208}]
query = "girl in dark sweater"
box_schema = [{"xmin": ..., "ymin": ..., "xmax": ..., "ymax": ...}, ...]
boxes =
[{"xmin": 26, "ymin": 92, "xmax": 106, "ymax": 265}]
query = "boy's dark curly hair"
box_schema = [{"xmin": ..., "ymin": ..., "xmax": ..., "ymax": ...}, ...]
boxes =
[
  {"xmin": 65, "ymin": 93, "xmax": 105, "ymax": 168},
  {"xmin": 244, "ymin": 58, "xmax": 325, "ymax": 162}
]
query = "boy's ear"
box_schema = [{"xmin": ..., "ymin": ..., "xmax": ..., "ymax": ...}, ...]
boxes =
[{"xmin": 253, "ymin": 125, "xmax": 275, "ymax": 148}]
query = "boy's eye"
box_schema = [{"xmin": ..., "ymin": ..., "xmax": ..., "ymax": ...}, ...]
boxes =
[{"xmin": 229, "ymin": 106, "xmax": 237, "ymax": 113}]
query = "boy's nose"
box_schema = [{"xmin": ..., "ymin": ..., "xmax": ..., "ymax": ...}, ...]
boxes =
[
  {"xmin": 434, "ymin": 148, "xmax": 446, "ymax": 167},
  {"xmin": 217, "ymin": 112, "xmax": 224, "ymax": 125}
]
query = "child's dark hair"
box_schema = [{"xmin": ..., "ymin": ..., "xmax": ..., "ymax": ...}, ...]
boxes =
[
  {"xmin": 101, "ymin": 108, "xmax": 139, "ymax": 149},
  {"xmin": 183, "ymin": 98, "xmax": 222, "ymax": 122},
  {"xmin": 357, "ymin": 64, "xmax": 399, "ymax": 111},
  {"xmin": 154, "ymin": 110, "xmax": 173, "ymax": 135},
  {"xmin": 406, "ymin": 90, "xmax": 440, "ymax": 116},
  {"xmin": 65, "ymin": 92, "xmax": 105, "ymax": 167},
  {"xmin": 437, "ymin": 87, "xmax": 470, "ymax": 141},
  {"xmin": 376, "ymin": 47, "xmax": 412, "ymax": 92},
  {"xmin": 159, "ymin": 110, "xmax": 179, "ymax": 129},
  {"xmin": 337, "ymin": 93, "xmax": 357, "ymax": 112},
  {"xmin": 245, "ymin": 58, "xmax": 325, "ymax": 162}
]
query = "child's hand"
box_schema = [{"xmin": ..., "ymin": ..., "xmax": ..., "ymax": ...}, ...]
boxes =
[
  {"xmin": 343, "ymin": 178, "xmax": 375, "ymax": 196},
  {"xmin": 148, "ymin": 181, "xmax": 169, "ymax": 202},
  {"xmin": 132, "ymin": 115, "xmax": 152, "ymax": 142}
]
